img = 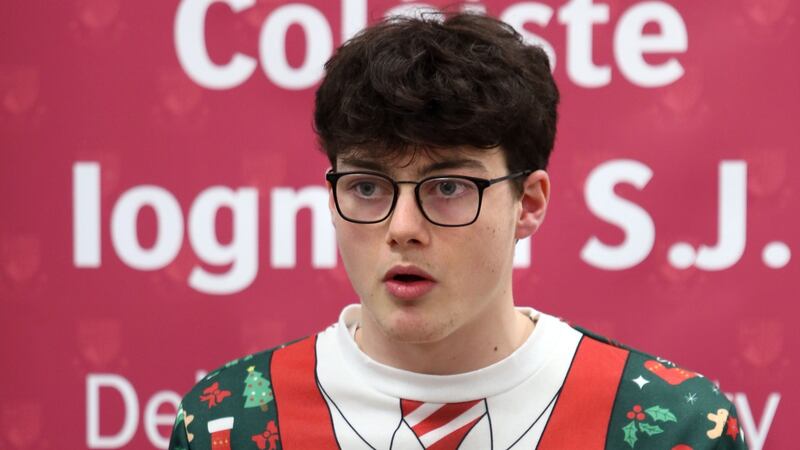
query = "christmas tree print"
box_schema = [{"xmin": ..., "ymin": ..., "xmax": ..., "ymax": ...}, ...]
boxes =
[
  {"xmin": 243, "ymin": 365, "xmax": 273, "ymax": 411},
  {"xmin": 622, "ymin": 404, "xmax": 677, "ymax": 448}
]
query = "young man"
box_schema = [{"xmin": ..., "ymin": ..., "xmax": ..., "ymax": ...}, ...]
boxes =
[{"xmin": 170, "ymin": 13, "xmax": 746, "ymax": 450}]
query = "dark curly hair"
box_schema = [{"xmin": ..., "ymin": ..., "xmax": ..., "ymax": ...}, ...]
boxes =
[{"xmin": 314, "ymin": 12, "xmax": 559, "ymax": 191}]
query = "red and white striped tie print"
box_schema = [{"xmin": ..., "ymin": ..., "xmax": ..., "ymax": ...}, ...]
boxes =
[{"xmin": 400, "ymin": 398, "xmax": 487, "ymax": 449}]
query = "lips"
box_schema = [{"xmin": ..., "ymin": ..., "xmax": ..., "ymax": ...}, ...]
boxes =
[
  {"xmin": 383, "ymin": 265, "xmax": 436, "ymax": 300},
  {"xmin": 383, "ymin": 265, "xmax": 435, "ymax": 282}
]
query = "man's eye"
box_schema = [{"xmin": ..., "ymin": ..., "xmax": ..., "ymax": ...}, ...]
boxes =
[
  {"xmin": 431, "ymin": 179, "xmax": 470, "ymax": 197},
  {"xmin": 355, "ymin": 182, "xmax": 377, "ymax": 196},
  {"xmin": 438, "ymin": 181, "xmax": 458, "ymax": 195},
  {"xmin": 344, "ymin": 177, "xmax": 390, "ymax": 197}
]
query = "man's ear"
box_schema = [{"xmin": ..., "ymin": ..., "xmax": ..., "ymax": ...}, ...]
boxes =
[
  {"xmin": 326, "ymin": 167, "xmax": 337, "ymax": 228},
  {"xmin": 515, "ymin": 170, "xmax": 550, "ymax": 240},
  {"xmin": 328, "ymin": 182, "xmax": 336, "ymax": 218}
]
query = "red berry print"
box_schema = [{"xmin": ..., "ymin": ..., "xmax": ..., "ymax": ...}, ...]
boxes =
[{"xmin": 626, "ymin": 405, "xmax": 646, "ymax": 421}]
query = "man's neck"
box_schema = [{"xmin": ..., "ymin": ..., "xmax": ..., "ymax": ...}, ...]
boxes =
[{"xmin": 354, "ymin": 304, "xmax": 535, "ymax": 375}]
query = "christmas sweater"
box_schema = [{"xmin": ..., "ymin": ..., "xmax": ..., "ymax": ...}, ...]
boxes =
[{"xmin": 169, "ymin": 305, "xmax": 747, "ymax": 450}]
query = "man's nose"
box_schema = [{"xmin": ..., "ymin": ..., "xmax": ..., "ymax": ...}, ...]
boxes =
[{"xmin": 385, "ymin": 186, "xmax": 430, "ymax": 247}]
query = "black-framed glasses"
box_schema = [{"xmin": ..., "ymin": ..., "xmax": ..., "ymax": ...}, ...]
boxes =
[{"xmin": 326, "ymin": 169, "xmax": 533, "ymax": 227}]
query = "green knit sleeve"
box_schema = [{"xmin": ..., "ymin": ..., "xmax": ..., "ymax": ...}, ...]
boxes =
[{"xmin": 606, "ymin": 349, "xmax": 748, "ymax": 449}]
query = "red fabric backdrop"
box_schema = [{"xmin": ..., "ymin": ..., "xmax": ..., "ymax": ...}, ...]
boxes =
[{"xmin": 1, "ymin": 1, "xmax": 795, "ymax": 448}]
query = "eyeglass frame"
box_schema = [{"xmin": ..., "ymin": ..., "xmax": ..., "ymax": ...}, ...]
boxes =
[{"xmin": 325, "ymin": 169, "xmax": 534, "ymax": 227}]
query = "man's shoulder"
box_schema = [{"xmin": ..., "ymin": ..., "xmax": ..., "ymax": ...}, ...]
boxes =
[
  {"xmin": 170, "ymin": 335, "xmax": 316, "ymax": 450},
  {"xmin": 563, "ymin": 323, "xmax": 746, "ymax": 449},
  {"xmin": 567, "ymin": 322, "xmax": 723, "ymax": 397},
  {"xmin": 181, "ymin": 335, "xmax": 309, "ymax": 400}
]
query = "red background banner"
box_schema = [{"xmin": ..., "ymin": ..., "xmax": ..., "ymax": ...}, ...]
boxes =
[{"xmin": 1, "ymin": 1, "xmax": 795, "ymax": 448}]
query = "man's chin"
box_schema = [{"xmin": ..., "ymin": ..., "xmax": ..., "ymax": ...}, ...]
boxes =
[
  {"xmin": 361, "ymin": 295, "xmax": 454, "ymax": 343},
  {"xmin": 376, "ymin": 313, "xmax": 453, "ymax": 344}
]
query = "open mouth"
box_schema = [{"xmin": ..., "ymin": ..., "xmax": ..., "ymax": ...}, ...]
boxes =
[
  {"xmin": 383, "ymin": 266, "xmax": 436, "ymax": 300},
  {"xmin": 392, "ymin": 274, "xmax": 429, "ymax": 283},
  {"xmin": 383, "ymin": 265, "xmax": 435, "ymax": 283}
]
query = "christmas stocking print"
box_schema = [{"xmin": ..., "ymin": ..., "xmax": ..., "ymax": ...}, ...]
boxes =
[
  {"xmin": 208, "ymin": 417, "xmax": 234, "ymax": 450},
  {"xmin": 644, "ymin": 360, "xmax": 698, "ymax": 386}
]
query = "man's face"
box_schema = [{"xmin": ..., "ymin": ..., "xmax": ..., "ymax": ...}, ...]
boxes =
[{"xmin": 330, "ymin": 147, "xmax": 541, "ymax": 344}]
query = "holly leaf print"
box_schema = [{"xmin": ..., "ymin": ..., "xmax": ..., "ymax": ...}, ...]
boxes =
[
  {"xmin": 645, "ymin": 405, "xmax": 677, "ymax": 422},
  {"xmin": 638, "ymin": 422, "xmax": 664, "ymax": 436},
  {"xmin": 623, "ymin": 420, "xmax": 638, "ymax": 448}
]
